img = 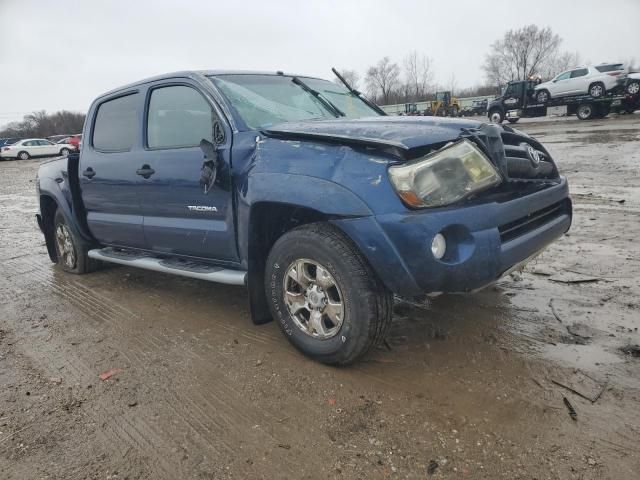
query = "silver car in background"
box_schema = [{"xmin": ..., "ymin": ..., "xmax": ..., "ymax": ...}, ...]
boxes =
[{"xmin": 534, "ymin": 63, "xmax": 626, "ymax": 103}]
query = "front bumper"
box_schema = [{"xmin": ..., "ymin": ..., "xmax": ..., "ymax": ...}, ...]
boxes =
[{"xmin": 334, "ymin": 178, "xmax": 571, "ymax": 297}]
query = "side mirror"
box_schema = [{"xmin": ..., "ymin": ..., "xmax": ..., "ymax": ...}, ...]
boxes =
[{"xmin": 199, "ymin": 139, "xmax": 218, "ymax": 194}]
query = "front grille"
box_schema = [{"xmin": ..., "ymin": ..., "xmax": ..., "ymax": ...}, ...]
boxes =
[
  {"xmin": 500, "ymin": 129, "xmax": 559, "ymax": 181},
  {"xmin": 499, "ymin": 199, "xmax": 569, "ymax": 243},
  {"xmin": 460, "ymin": 124, "xmax": 560, "ymax": 185}
]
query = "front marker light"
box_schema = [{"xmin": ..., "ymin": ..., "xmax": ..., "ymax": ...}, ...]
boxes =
[{"xmin": 388, "ymin": 139, "xmax": 502, "ymax": 208}]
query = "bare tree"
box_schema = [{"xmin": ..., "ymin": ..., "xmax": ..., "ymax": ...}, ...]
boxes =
[
  {"xmin": 403, "ymin": 51, "xmax": 433, "ymax": 100},
  {"xmin": 0, "ymin": 110, "xmax": 85, "ymax": 138},
  {"xmin": 333, "ymin": 69, "xmax": 361, "ymax": 90},
  {"xmin": 365, "ymin": 57, "xmax": 400, "ymax": 104},
  {"xmin": 483, "ymin": 25, "xmax": 562, "ymax": 85}
]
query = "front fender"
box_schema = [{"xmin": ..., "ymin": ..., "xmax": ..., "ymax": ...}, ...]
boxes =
[
  {"xmin": 237, "ymin": 172, "xmax": 373, "ymax": 266},
  {"xmin": 245, "ymin": 172, "xmax": 372, "ymax": 216}
]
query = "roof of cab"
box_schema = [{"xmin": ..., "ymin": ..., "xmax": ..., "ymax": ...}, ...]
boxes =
[{"xmin": 96, "ymin": 70, "xmax": 327, "ymax": 100}]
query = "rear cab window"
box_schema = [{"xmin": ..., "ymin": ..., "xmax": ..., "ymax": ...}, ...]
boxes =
[{"xmin": 92, "ymin": 93, "xmax": 139, "ymax": 152}]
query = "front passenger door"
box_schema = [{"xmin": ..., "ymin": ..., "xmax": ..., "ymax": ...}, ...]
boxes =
[
  {"xmin": 139, "ymin": 83, "xmax": 237, "ymax": 261},
  {"xmin": 551, "ymin": 71, "xmax": 572, "ymax": 96}
]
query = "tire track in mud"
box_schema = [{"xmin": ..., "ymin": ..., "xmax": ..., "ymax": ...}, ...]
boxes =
[
  {"xmin": 3, "ymin": 257, "xmax": 309, "ymax": 477},
  {"xmin": 0, "ymin": 286, "xmax": 181, "ymax": 478},
  {"xmin": 1, "ymin": 285, "xmax": 255, "ymax": 479},
  {"xmin": 9, "ymin": 254, "xmax": 457, "ymax": 417},
  {"xmin": 5, "ymin": 255, "xmax": 469, "ymax": 396}
]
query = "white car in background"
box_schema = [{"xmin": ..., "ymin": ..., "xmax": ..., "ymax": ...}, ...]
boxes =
[
  {"xmin": 0, "ymin": 138, "xmax": 74, "ymax": 160},
  {"xmin": 533, "ymin": 63, "xmax": 626, "ymax": 104}
]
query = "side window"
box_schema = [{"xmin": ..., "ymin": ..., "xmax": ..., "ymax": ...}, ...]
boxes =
[
  {"xmin": 147, "ymin": 85, "xmax": 213, "ymax": 149},
  {"xmin": 93, "ymin": 93, "xmax": 139, "ymax": 152},
  {"xmin": 24, "ymin": 141, "xmax": 35, "ymax": 146},
  {"xmin": 555, "ymin": 71, "xmax": 571, "ymax": 81},
  {"xmin": 571, "ymin": 68, "xmax": 588, "ymax": 78}
]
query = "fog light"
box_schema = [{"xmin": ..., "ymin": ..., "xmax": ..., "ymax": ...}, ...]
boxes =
[{"xmin": 431, "ymin": 233, "xmax": 446, "ymax": 259}]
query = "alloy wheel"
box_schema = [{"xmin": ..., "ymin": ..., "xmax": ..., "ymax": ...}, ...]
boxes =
[
  {"xmin": 282, "ymin": 258, "xmax": 344, "ymax": 339},
  {"xmin": 55, "ymin": 223, "xmax": 77, "ymax": 269},
  {"xmin": 590, "ymin": 84, "xmax": 603, "ymax": 97}
]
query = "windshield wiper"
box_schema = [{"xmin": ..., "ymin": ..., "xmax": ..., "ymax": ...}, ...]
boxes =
[
  {"xmin": 291, "ymin": 76, "xmax": 345, "ymax": 118},
  {"xmin": 331, "ymin": 67, "xmax": 387, "ymax": 116}
]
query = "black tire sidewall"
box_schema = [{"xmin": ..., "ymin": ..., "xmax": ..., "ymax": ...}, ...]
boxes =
[{"xmin": 265, "ymin": 226, "xmax": 380, "ymax": 364}]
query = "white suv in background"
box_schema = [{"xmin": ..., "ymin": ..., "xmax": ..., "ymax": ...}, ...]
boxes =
[
  {"xmin": 534, "ymin": 63, "xmax": 626, "ymax": 103},
  {"xmin": 0, "ymin": 138, "xmax": 74, "ymax": 160}
]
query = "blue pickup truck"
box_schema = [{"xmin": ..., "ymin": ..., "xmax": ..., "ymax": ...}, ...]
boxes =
[{"xmin": 35, "ymin": 69, "xmax": 572, "ymax": 364}]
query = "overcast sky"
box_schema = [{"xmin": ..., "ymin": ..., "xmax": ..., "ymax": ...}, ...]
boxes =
[{"xmin": 1, "ymin": 0, "xmax": 638, "ymax": 127}]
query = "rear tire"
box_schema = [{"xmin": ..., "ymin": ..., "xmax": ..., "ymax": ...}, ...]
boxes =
[
  {"xmin": 18, "ymin": 151, "xmax": 30, "ymax": 160},
  {"xmin": 60, "ymin": 148, "xmax": 70, "ymax": 156},
  {"xmin": 577, "ymin": 103, "xmax": 595, "ymax": 120},
  {"xmin": 589, "ymin": 82, "xmax": 605, "ymax": 98},
  {"xmin": 53, "ymin": 209, "xmax": 98, "ymax": 274},
  {"xmin": 626, "ymin": 81, "xmax": 640, "ymax": 95},
  {"xmin": 265, "ymin": 223, "xmax": 393, "ymax": 365}
]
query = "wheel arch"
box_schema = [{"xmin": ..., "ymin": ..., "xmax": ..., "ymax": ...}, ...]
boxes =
[{"xmin": 245, "ymin": 201, "xmax": 345, "ymax": 325}]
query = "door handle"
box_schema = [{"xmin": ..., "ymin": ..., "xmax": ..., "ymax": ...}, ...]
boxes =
[
  {"xmin": 82, "ymin": 167, "xmax": 96, "ymax": 179},
  {"xmin": 136, "ymin": 165, "xmax": 155, "ymax": 179}
]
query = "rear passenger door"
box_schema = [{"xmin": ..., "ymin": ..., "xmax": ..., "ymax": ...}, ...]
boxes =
[
  {"xmin": 567, "ymin": 68, "xmax": 589, "ymax": 95},
  {"xmin": 138, "ymin": 82, "xmax": 237, "ymax": 261},
  {"xmin": 79, "ymin": 92, "xmax": 147, "ymax": 248}
]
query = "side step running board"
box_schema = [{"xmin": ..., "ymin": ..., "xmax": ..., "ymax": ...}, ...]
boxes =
[{"xmin": 88, "ymin": 248, "xmax": 246, "ymax": 286}]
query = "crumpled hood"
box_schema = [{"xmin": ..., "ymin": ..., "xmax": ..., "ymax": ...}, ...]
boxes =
[{"xmin": 262, "ymin": 116, "xmax": 483, "ymax": 155}]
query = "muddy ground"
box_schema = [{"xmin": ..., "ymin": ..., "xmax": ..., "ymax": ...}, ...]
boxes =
[{"xmin": 1, "ymin": 114, "xmax": 639, "ymax": 479}]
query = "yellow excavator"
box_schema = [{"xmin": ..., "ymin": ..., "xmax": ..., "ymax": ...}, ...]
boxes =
[{"xmin": 424, "ymin": 91, "xmax": 461, "ymax": 117}]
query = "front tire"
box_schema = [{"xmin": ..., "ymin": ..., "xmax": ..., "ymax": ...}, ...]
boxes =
[
  {"xmin": 536, "ymin": 90, "xmax": 550, "ymax": 104},
  {"xmin": 489, "ymin": 109, "xmax": 504, "ymax": 124},
  {"xmin": 53, "ymin": 209, "xmax": 98, "ymax": 274},
  {"xmin": 265, "ymin": 223, "xmax": 392, "ymax": 365}
]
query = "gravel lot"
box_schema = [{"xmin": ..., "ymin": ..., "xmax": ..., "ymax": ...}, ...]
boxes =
[{"xmin": 1, "ymin": 114, "xmax": 639, "ymax": 479}]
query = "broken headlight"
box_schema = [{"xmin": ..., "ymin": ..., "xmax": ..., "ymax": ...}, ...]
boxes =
[{"xmin": 388, "ymin": 139, "xmax": 502, "ymax": 208}]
